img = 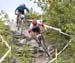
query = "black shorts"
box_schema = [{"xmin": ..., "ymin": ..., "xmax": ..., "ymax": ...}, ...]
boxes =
[
  {"xmin": 19, "ymin": 10, "xmax": 24, "ymax": 14},
  {"xmin": 32, "ymin": 27, "xmax": 40, "ymax": 33}
]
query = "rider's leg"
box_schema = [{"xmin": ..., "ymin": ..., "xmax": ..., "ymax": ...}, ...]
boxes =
[
  {"xmin": 30, "ymin": 27, "xmax": 42, "ymax": 46},
  {"xmin": 30, "ymin": 31, "xmax": 40, "ymax": 44},
  {"xmin": 16, "ymin": 14, "xmax": 20, "ymax": 25}
]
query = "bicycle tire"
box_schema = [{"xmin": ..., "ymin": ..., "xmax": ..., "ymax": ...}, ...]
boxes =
[
  {"xmin": 17, "ymin": 20, "xmax": 21, "ymax": 31},
  {"xmin": 39, "ymin": 36, "xmax": 50, "ymax": 57},
  {"xmin": 21, "ymin": 19, "xmax": 23, "ymax": 35},
  {"xmin": 17, "ymin": 23, "xmax": 20, "ymax": 31}
]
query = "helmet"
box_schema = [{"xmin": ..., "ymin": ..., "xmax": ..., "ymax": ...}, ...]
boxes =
[
  {"xmin": 21, "ymin": 3, "xmax": 25, "ymax": 7},
  {"xmin": 32, "ymin": 20, "xmax": 37, "ymax": 26}
]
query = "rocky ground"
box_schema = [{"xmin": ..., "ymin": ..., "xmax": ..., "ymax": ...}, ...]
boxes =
[{"xmin": 8, "ymin": 20, "xmax": 54, "ymax": 63}]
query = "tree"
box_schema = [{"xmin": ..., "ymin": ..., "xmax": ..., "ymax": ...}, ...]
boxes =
[{"xmin": 30, "ymin": 0, "xmax": 75, "ymax": 63}]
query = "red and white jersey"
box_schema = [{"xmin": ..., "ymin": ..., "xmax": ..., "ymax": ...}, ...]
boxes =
[
  {"xmin": 28, "ymin": 19, "xmax": 44, "ymax": 33},
  {"xmin": 29, "ymin": 19, "xmax": 44, "ymax": 29}
]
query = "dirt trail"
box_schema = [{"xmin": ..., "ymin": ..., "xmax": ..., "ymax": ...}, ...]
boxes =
[
  {"xmin": 9, "ymin": 20, "xmax": 54, "ymax": 63},
  {"xmin": 32, "ymin": 52, "xmax": 49, "ymax": 63}
]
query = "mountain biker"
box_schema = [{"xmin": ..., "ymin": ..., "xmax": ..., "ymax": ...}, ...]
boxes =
[
  {"xmin": 15, "ymin": 3, "xmax": 29, "ymax": 25},
  {"xmin": 28, "ymin": 19, "xmax": 45, "ymax": 46}
]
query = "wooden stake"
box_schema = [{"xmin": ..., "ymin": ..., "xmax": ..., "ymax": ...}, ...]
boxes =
[{"xmin": 55, "ymin": 48, "xmax": 57, "ymax": 63}]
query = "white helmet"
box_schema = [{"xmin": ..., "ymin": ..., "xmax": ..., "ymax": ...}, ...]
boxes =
[{"xmin": 37, "ymin": 19, "xmax": 43, "ymax": 24}]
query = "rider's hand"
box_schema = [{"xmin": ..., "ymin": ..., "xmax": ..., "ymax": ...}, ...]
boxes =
[{"xmin": 28, "ymin": 29, "xmax": 32, "ymax": 33}]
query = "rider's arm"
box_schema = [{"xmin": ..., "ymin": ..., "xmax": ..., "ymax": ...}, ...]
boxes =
[
  {"xmin": 28, "ymin": 23, "xmax": 33, "ymax": 33},
  {"xmin": 40, "ymin": 23, "xmax": 44, "ymax": 27},
  {"xmin": 24, "ymin": 6, "xmax": 29, "ymax": 13},
  {"xmin": 15, "ymin": 6, "xmax": 19, "ymax": 15},
  {"xmin": 37, "ymin": 20, "xmax": 44, "ymax": 28}
]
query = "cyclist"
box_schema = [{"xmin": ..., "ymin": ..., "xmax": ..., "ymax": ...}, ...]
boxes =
[
  {"xmin": 15, "ymin": 3, "xmax": 29, "ymax": 25},
  {"xmin": 28, "ymin": 19, "xmax": 45, "ymax": 46}
]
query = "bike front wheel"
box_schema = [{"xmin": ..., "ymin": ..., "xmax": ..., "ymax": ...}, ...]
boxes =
[{"xmin": 39, "ymin": 36, "xmax": 50, "ymax": 57}]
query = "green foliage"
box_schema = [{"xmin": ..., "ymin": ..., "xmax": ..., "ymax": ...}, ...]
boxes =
[
  {"xmin": 17, "ymin": 46, "xmax": 32, "ymax": 63},
  {"xmin": 0, "ymin": 44, "xmax": 8, "ymax": 57},
  {"xmin": 0, "ymin": 20, "xmax": 32, "ymax": 63},
  {"xmin": 11, "ymin": 45, "xmax": 32, "ymax": 63},
  {"xmin": 1, "ymin": 0, "xmax": 75, "ymax": 63},
  {"xmin": 0, "ymin": 21, "xmax": 13, "ymax": 63},
  {"xmin": 32, "ymin": 0, "xmax": 75, "ymax": 62},
  {"xmin": 0, "ymin": 21, "xmax": 13, "ymax": 43},
  {"xmin": 56, "ymin": 39, "xmax": 75, "ymax": 63},
  {"xmin": 0, "ymin": 10, "xmax": 32, "ymax": 62}
]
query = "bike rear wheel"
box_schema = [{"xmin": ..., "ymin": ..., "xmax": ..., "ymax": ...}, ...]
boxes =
[
  {"xmin": 17, "ymin": 18, "xmax": 24, "ymax": 35},
  {"xmin": 20, "ymin": 19, "xmax": 23, "ymax": 35},
  {"xmin": 17, "ymin": 20, "xmax": 21, "ymax": 31}
]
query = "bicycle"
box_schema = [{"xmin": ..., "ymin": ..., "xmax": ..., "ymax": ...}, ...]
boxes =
[{"xmin": 17, "ymin": 14, "xmax": 25, "ymax": 35}]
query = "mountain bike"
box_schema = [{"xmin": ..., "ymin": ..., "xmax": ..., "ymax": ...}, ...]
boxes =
[{"xmin": 17, "ymin": 14, "xmax": 25, "ymax": 35}]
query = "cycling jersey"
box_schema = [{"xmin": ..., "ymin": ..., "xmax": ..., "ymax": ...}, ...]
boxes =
[
  {"xmin": 28, "ymin": 20, "xmax": 44, "ymax": 33},
  {"xmin": 15, "ymin": 4, "xmax": 29, "ymax": 15}
]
